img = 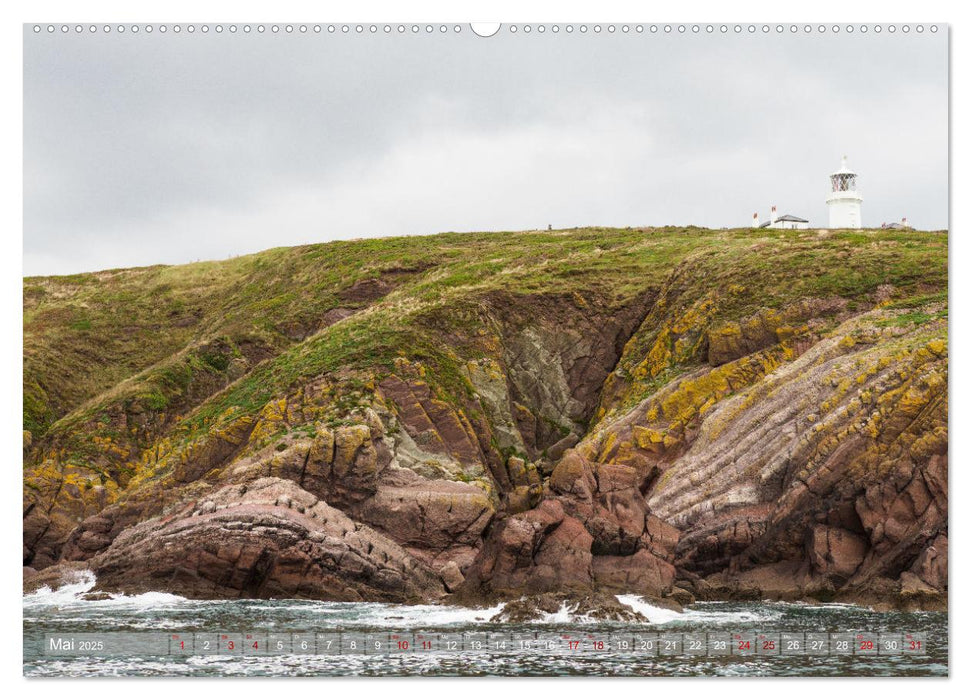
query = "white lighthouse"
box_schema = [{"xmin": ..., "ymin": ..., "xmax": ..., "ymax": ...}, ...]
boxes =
[{"xmin": 826, "ymin": 156, "xmax": 863, "ymax": 229}]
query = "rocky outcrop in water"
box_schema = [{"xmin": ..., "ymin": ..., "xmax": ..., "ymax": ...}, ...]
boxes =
[{"xmin": 489, "ymin": 592, "xmax": 653, "ymax": 623}]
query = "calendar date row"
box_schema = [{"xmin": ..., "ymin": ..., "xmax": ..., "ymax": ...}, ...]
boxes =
[{"xmin": 42, "ymin": 631, "xmax": 928, "ymax": 657}]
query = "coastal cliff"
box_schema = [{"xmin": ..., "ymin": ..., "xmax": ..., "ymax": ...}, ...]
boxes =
[{"xmin": 23, "ymin": 226, "xmax": 948, "ymax": 610}]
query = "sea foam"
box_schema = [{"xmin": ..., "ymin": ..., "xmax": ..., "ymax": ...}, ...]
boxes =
[
  {"xmin": 615, "ymin": 594, "xmax": 785, "ymax": 625},
  {"xmin": 23, "ymin": 569, "xmax": 188, "ymax": 611}
]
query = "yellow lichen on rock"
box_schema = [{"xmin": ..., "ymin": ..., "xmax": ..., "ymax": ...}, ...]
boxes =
[{"xmin": 249, "ymin": 397, "xmax": 289, "ymax": 447}]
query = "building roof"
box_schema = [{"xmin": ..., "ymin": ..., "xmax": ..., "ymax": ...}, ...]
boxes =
[
  {"xmin": 759, "ymin": 214, "xmax": 809, "ymax": 227},
  {"xmin": 832, "ymin": 155, "xmax": 857, "ymax": 175}
]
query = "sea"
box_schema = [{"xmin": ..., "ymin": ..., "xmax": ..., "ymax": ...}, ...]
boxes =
[{"xmin": 23, "ymin": 572, "xmax": 947, "ymax": 677}]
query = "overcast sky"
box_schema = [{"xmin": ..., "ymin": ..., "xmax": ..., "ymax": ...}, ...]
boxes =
[{"xmin": 23, "ymin": 25, "xmax": 948, "ymax": 276}]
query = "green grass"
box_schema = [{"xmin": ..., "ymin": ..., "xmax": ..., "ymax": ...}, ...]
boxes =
[
  {"xmin": 876, "ymin": 309, "xmax": 947, "ymax": 328},
  {"xmin": 25, "ymin": 226, "xmax": 948, "ymax": 472}
]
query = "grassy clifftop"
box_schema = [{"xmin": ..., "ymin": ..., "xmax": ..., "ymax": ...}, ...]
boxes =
[{"xmin": 25, "ymin": 225, "xmax": 946, "ymax": 436}]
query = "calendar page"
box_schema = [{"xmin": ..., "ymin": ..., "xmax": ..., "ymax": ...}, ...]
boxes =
[{"xmin": 21, "ymin": 17, "xmax": 948, "ymax": 679}]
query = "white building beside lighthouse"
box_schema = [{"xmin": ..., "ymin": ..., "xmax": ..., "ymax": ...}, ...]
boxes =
[
  {"xmin": 751, "ymin": 205, "xmax": 810, "ymax": 229},
  {"xmin": 826, "ymin": 156, "xmax": 863, "ymax": 228}
]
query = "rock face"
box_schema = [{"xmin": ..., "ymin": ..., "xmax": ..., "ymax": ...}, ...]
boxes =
[
  {"xmin": 809, "ymin": 525, "xmax": 868, "ymax": 579},
  {"xmin": 22, "ymin": 228, "xmax": 948, "ymax": 609},
  {"xmin": 457, "ymin": 300, "xmax": 947, "ymax": 610},
  {"xmin": 457, "ymin": 462, "xmax": 680, "ymax": 604},
  {"xmin": 69, "ymin": 478, "xmax": 446, "ymax": 601},
  {"xmin": 47, "ymin": 411, "xmax": 496, "ymax": 600},
  {"xmin": 594, "ymin": 310, "xmax": 948, "ymax": 609},
  {"xmin": 481, "ymin": 291, "xmax": 653, "ymax": 460},
  {"xmin": 461, "ymin": 500, "xmax": 594, "ymax": 597},
  {"xmin": 353, "ymin": 467, "xmax": 494, "ymax": 581}
]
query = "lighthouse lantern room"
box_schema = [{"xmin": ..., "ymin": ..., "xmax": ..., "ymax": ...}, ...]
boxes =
[{"xmin": 826, "ymin": 156, "xmax": 863, "ymax": 229}]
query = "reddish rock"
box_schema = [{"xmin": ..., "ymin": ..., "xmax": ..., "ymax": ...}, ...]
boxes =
[
  {"xmin": 911, "ymin": 534, "xmax": 947, "ymax": 590},
  {"xmin": 23, "ymin": 507, "xmax": 54, "ymax": 568},
  {"xmin": 513, "ymin": 403, "xmax": 538, "ymax": 455},
  {"xmin": 78, "ymin": 478, "xmax": 446, "ymax": 602},
  {"xmin": 645, "ymin": 515, "xmax": 680, "ymax": 559},
  {"xmin": 592, "ymin": 549, "xmax": 676, "ymax": 596},
  {"xmin": 547, "ymin": 449, "xmax": 679, "ymax": 562},
  {"xmin": 548, "ymin": 451, "xmax": 595, "ymax": 501},
  {"xmin": 459, "ymin": 500, "xmax": 594, "ymax": 597},
  {"xmin": 704, "ymin": 561, "xmax": 814, "ymax": 601},
  {"xmin": 259, "ymin": 424, "xmax": 389, "ymax": 509},
  {"xmin": 504, "ymin": 484, "xmax": 543, "ymax": 515},
  {"xmin": 439, "ymin": 561, "xmax": 465, "ymax": 592},
  {"xmin": 379, "ymin": 375, "xmax": 483, "ymax": 465},
  {"xmin": 899, "ymin": 571, "xmax": 936, "ymax": 598},
  {"xmin": 353, "ymin": 468, "xmax": 494, "ymax": 551},
  {"xmin": 593, "ymin": 463, "xmax": 639, "ymax": 493},
  {"xmin": 545, "ymin": 433, "xmax": 580, "ymax": 462},
  {"xmin": 809, "ymin": 525, "xmax": 868, "ymax": 579}
]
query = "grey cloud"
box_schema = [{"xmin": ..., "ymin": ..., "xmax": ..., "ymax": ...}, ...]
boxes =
[{"xmin": 24, "ymin": 27, "xmax": 948, "ymax": 275}]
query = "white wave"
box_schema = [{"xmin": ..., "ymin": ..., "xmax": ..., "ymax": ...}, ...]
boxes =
[
  {"xmin": 23, "ymin": 569, "xmax": 97, "ymax": 606},
  {"xmin": 346, "ymin": 601, "xmax": 507, "ymax": 626},
  {"xmin": 767, "ymin": 600, "xmax": 865, "ymax": 611},
  {"xmin": 539, "ymin": 602, "xmax": 577, "ymax": 624},
  {"xmin": 676, "ymin": 606, "xmax": 784, "ymax": 625},
  {"xmin": 615, "ymin": 594, "xmax": 685, "ymax": 624},
  {"xmin": 22, "ymin": 570, "xmax": 502, "ymax": 625},
  {"xmin": 615, "ymin": 595, "xmax": 785, "ymax": 625},
  {"xmin": 23, "ymin": 569, "xmax": 188, "ymax": 611}
]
